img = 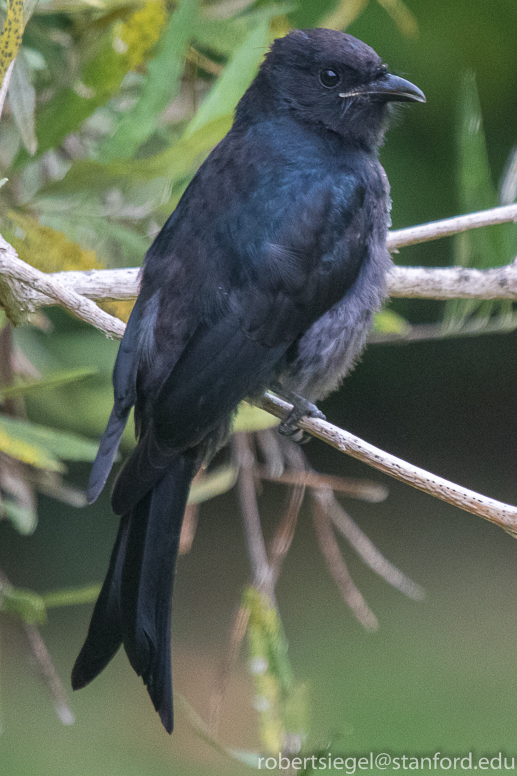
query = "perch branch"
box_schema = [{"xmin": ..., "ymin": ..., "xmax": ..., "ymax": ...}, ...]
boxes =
[
  {"xmin": 388, "ymin": 203, "xmax": 517, "ymax": 249},
  {"xmin": 0, "ymin": 235, "xmax": 125, "ymax": 338},
  {"xmin": 39, "ymin": 262, "xmax": 517, "ymax": 306},
  {"xmin": 0, "ymin": 205, "xmax": 516, "ymax": 337},
  {"xmin": 257, "ymin": 392, "xmax": 517, "ymax": 538}
]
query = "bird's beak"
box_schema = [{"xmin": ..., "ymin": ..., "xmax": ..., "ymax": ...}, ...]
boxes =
[{"xmin": 340, "ymin": 73, "xmax": 426, "ymax": 104}]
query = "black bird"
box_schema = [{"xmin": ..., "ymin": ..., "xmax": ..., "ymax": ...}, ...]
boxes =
[{"xmin": 72, "ymin": 28, "xmax": 425, "ymax": 732}]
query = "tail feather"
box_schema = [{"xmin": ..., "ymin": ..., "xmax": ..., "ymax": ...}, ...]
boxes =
[
  {"xmin": 87, "ymin": 408, "xmax": 130, "ymax": 504},
  {"xmin": 71, "ymin": 513, "xmax": 129, "ymax": 688},
  {"xmin": 72, "ymin": 452, "xmax": 196, "ymax": 734}
]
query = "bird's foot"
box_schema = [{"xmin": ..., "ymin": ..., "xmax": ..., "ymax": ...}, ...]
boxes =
[{"xmin": 274, "ymin": 390, "xmax": 325, "ymax": 443}]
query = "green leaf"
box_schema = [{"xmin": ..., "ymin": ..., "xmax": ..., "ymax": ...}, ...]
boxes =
[
  {"xmin": 0, "ymin": 420, "xmax": 64, "ymax": 472},
  {"xmin": 99, "ymin": 0, "xmax": 201, "ymax": 161},
  {"xmin": 0, "ymin": 367, "xmax": 97, "ymax": 400},
  {"xmin": 444, "ymin": 71, "xmax": 517, "ymax": 331},
  {"xmin": 185, "ymin": 18, "xmax": 271, "ymax": 137},
  {"xmin": 188, "ymin": 464, "xmax": 237, "ymax": 504},
  {"xmin": 0, "ymin": 0, "xmax": 24, "ymax": 84},
  {"xmin": 2, "ymin": 498, "xmax": 38, "ymax": 535},
  {"xmin": 0, "ymin": 583, "xmax": 47, "ymax": 624},
  {"xmin": 41, "ymin": 114, "xmax": 232, "ymax": 200},
  {"xmin": 244, "ymin": 586, "xmax": 306, "ymax": 753},
  {"xmin": 373, "ymin": 309, "xmax": 410, "ymax": 335},
  {"xmin": 233, "ymin": 401, "xmax": 279, "ymax": 432},
  {"xmin": 9, "ymin": 54, "xmax": 37, "ymax": 155},
  {"xmin": 42, "ymin": 584, "xmax": 102, "ymax": 608},
  {"xmin": 0, "ymin": 415, "xmax": 99, "ymax": 466},
  {"xmin": 17, "ymin": 1, "xmax": 167, "ymax": 162},
  {"xmin": 193, "ymin": 4, "xmax": 289, "ymax": 57}
]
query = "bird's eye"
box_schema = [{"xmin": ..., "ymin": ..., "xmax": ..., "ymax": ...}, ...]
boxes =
[{"xmin": 319, "ymin": 68, "xmax": 341, "ymax": 88}]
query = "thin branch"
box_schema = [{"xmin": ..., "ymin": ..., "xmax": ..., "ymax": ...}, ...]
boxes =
[
  {"xmin": 268, "ymin": 473, "xmax": 305, "ymax": 584},
  {"xmin": 233, "ymin": 433, "xmax": 275, "ymax": 600},
  {"xmin": 314, "ymin": 487, "xmax": 424, "ymax": 599},
  {"xmin": 39, "ymin": 262, "xmax": 517, "ymax": 307},
  {"xmin": 258, "ymin": 392, "xmax": 517, "ymax": 537},
  {"xmin": 179, "ymin": 503, "xmax": 199, "ymax": 555},
  {"xmin": 388, "ymin": 263, "xmax": 517, "ymax": 301},
  {"xmin": 24, "ymin": 624, "xmax": 75, "ymax": 725},
  {"xmin": 388, "ymin": 204, "xmax": 517, "ymax": 249},
  {"xmin": 277, "ymin": 443, "xmax": 422, "ymax": 603},
  {"xmin": 208, "ymin": 603, "xmax": 250, "ymax": 737},
  {"xmin": 0, "ymin": 235, "xmax": 125, "ymax": 338},
  {"xmin": 257, "ymin": 466, "xmax": 388, "ymax": 503},
  {"xmin": 0, "ymin": 207, "xmax": 516, "ymax": 332},
  {"xmin": 369, "ymin": 314, "xmax": 517, "ymax": 345},
  {"xmin": 0, "ymin": 568, "xmax": 74, "ymax": 725},
  {"xmin": 1, "ymin": 207, "xmax": 517, "ymax": 535},
  {"xmin": 311, "ymin": 495, "xmax": 378, "ymax": 630}
]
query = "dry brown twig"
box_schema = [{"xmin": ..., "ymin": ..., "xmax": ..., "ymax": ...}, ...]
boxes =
[{"xmin": 0, "ymin": 568, "xmax": 74, "ymax": 724}]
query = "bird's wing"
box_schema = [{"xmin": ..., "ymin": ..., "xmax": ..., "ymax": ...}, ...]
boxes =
[
  {"xmin": 87, "ymin": 295, "xmax": 145, "ymax": 502},
  {"xmin": 111, "ymin": 171, "xmax": 370, "ymax": 512}
]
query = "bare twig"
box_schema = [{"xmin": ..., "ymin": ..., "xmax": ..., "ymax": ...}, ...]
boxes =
[
  {"xmin": 24, "ymin": 624, "xmax": 75, "ymax": 725},
  {"xmin": 258, "ymin": 392, "xmax": 517, "ymax": 537},
  {"xmin": 388, "ymin": 263, "xmax": 517, "ymax": 301},
  {"xmin": 314, "ymin": 487, "xmax": 424, "ymax": 599},
  {"xmin": 0, "ymin": 207, "xmax": 516, "ymax": 331},
  {"xmin": 388, "ymin": 204, "xmax": 517, "ymax": 249},
  {"xmin": 311, "ymin": 496, "xmax": 378, "ymax": 630},
  {"xmin": 257, "ymin": 466, "xmax": 388, "ymax": 503},
  {"xmin": 208, "ymin": 603, "xmax": 250, "ymax": 737},
  {"xmin": 268, "ymin": 475, "xmax": 305, "ymax": 584},
  {"xmin": 0, "ymin": 235, "xmax": 125, "ymax": 338},
  {"xmin": 36, "ymin": 262, "xmax": 517, "ymax": 307},
  {"xmin": 369, "ymin": 314, "xmax": 517, "ymax": 345},
  {"xmin": 1, "ymin": 206, "xmax": 517, "ymax": 534},
  {"xmin": 255, "ymin": 428, "xmax": 285, "ymax": 479},
  {"xmin": 179, "ymin": 503, "xmax": 199, "ymax": 555},
  {"xmin": 233, "ymin": 433, "xmax": 275, "ymax": 600},
  {"xmin": 0, "ymin": 568, "xmax": 74, "ymax": 724}
]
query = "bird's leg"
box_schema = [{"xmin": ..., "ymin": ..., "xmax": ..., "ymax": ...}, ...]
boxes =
[{"xmin": 272, "ymin": 385, "xmax": 326, "ymax": 441}]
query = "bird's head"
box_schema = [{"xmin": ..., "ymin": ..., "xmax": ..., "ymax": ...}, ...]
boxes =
[{"xmin": 242, "ymin": 28, "xmax": 425, "ymax": 150}]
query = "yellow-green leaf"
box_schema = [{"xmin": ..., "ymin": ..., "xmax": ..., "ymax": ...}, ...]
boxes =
[
  {"xmin": 186, "ymin": 18, "xmax": 271, "ymax": 137},
  {"xmin": 233, "ymin": 402, "xmax": 278, "ymax": 433},
  {"xmin": 373, "ymin": 309, "xmax": 410, "ymax": 335},
  {"xmin": 0, "ymin": 582, "xmax": 47, "ymax": 624},
  {"xmin": 188, "ymin": 464, "xmax": 237, "ymax": 505},
  {"xmin": 0, "ymin": 0, "xmax": 23, "ymax": 84},
  {"xmin": 42, "ymin": 584, "xmax": 102, "ymax": 608},
  {"xmin": 0, "ymin": 367, "xmax": 97, "ymax": 400},
  {"xmin": 0, "ymin": 423, "xmax": 64, "ymax": 471},
  {"xmin": 0, "ymin": 415, "xmax": 99, "ymax": 466}
]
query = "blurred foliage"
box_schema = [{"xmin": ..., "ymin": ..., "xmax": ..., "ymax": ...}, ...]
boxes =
[
  {"xmin": 1, "ymin": 0, "xmax": 517, "ymax": 766},
  {"xmin": 443, "ymin": 70, "xmax": 517, "ymax": 333},
  {"xmin": 244, "ymin": 585, "xmax": 306, "ymax": 754}
]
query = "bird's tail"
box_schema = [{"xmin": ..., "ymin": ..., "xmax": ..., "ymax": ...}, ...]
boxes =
[{"xmin": 72, "ymin": 452, "xmax": 196, "ymax": 733}]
